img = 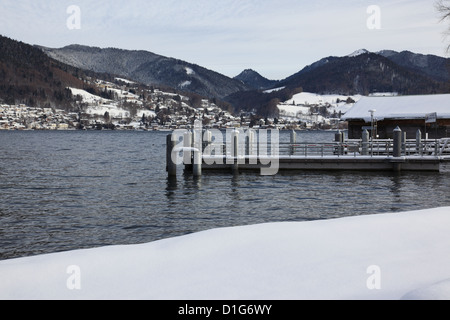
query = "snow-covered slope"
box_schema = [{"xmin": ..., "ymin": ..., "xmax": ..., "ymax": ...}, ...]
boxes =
[
  {"xmin": 283, "ymin": 92, "xmax": 361, "ymax": 106},
  {"xmin": 1, "ymin": 207, "xmax": 450, "ymax": 300},
  {"xmin": 69, "ymin": 87, "xmax": 155, "ymax": 120},
  {"xmin": 69, "ymin": 88, "xmax": 110, "ymax": 105},
  {"xmin": 277, "ymin": 92, "xmax": 362, "ymax": 119}
]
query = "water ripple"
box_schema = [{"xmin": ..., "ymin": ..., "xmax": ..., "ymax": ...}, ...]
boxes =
[{"xmin": 1, "ymin": 130, "xmax": 450, "ymax": 260}]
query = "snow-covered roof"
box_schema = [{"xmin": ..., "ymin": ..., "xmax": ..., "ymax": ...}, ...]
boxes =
[{"xmin": 342, "ymin": 94, "xmax": 450, "ymax": 122}]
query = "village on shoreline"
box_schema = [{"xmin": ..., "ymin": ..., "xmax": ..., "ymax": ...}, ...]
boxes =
[
  {"xmin": 0, "ymin": 90, "xmax": 352, "ymax": 133},
  {"xmin": 0, "ymin": 102, "xmax": 346, "ymax": 132}
]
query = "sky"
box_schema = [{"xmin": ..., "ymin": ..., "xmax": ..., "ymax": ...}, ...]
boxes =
[{"xmin": 0, "ymin": 0, "xmax": 448, "ymax": 80}]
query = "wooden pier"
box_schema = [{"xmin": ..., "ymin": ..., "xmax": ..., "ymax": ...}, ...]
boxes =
[{"xmin": 167, "ymin": 127, "xmax": 450, "ymax": 176}]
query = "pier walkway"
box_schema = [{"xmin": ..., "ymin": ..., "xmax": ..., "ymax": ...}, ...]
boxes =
[{"xmin": 167, "ymin": 127, "xmax": 450, "ymax": 176}]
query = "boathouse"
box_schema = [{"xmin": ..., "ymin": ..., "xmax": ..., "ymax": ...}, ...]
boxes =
[{"xmin": 342, "ymin": 94, "xmax": 450, "ymax": 139}]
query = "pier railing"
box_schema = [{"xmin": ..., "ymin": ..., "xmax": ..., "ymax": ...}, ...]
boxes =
[
  {"xmin": 344, "ymin": 138, "xmax": 450, "ymax": 157},
  {"xmin": 212, "ymin": 138, "xmax": 450, "ymax": 158}
]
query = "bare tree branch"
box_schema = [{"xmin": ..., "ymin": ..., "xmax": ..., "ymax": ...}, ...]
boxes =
[
  {"xmin": 435, "ymin": 0, "xmax": 450, "ymax": 52},
  {"xmin": 436, "ymin": 0, "xmax": 450, "ymax": 21}
]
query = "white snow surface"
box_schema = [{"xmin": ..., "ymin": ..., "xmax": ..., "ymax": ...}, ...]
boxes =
[
  {"xmin": 179, "ymin": 81, "xmax": 192, "ymax": 88},
  {"xmin": 369, "ymin": 92, "xmax": 399, "ymax": 97},
  {"xmin": 347, "ymin": 49, "xmax": 370, "ymax": 57},
  {"xmin": 283, "ymin": 92, "xmax": 362, "ymax": 106},
  {"xmin": 115, "ymin": 78, "xmax": 136, "ymax": 85},
  {"xmin": 342, "ymin": 94, "xmax": 450, "ymax": 123},
  {"xmin": 69, "ymin": 88, "xmax": 110, "ymax": 104},
  {"xmin": 264, "ymin": 87, "xmax": 286, "ymax": 93},
  {"xmin": 1, "ymin": 207, "xmax": 450, "ymax": 300},
  {"xmin": 87, "ymin": 106, "xmax": 126, "ymax": 118},
  {"xmin": 185, "ymin": 67, "xmax": 195, "ymax": 75},
  {"xmin": 68, "ymin": 87, "xmax": 148, "ymax": 118},
  {"xmin": 278, "ymin": 92, "xmax": 362, "ymax": 119}
]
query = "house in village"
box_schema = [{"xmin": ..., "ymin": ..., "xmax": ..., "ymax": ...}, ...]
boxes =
[{"xmin": 342, "ymin": 94, "xmax": 450, "ymax": 139}]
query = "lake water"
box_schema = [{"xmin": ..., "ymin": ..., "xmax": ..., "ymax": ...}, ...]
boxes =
[{"xmin": 1, "ymin": 130, "xmax": 450, "ymax": 260}]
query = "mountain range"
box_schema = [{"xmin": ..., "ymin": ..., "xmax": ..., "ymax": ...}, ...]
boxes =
[
  {"xmin": 40, "ymin": 44, "xmax": 450, "ymax": 97},
  {"xmin": 229, "ymin": 49, "xmax": 449, "ymax": 115},
  {"xmin": 377, "ymin": 50, "xmax": 450, "ymax": 82},
  {"xmin": 275, "ymin": 50, "xmax": 449, "ymax": 96},
  {"xmin": 38, "ymin": 44, "xmax": 250, "ymax": 100},
  {"xmin": 1, "ymin": 34, "xmax": 449, "ymax": 116}
]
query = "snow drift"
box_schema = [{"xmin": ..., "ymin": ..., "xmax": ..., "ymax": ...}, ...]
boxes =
[{"xmin": 1, "ymin": 207, "xmax": 450, "ymax": 300}]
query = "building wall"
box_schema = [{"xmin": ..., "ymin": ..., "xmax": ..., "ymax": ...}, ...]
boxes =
[{"xmin": 348, "ymin": 119, "xmax": 450, "ymax": 139}]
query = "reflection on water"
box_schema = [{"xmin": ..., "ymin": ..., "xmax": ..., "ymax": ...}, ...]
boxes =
[
  {"xmin": 166, "ymin": 176, "xmax": 178, "ymax": 197},
  {"xmin": 1, "ymin": 130, "xmax": 450, "ymax": 260},
  {"xmin": 390, "ymin": 174, "xmax": 403, "ymax": 202}
]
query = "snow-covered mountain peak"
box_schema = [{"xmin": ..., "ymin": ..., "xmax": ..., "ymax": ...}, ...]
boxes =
[{"xmin": 347, "ymin": 49, "xmax": 370, "ymax": 57}]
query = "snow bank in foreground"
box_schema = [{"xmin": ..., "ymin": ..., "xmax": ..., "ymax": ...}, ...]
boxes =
[{"xmin": 1, "ymin": 207, "xmax": 450, "ymax": 300}]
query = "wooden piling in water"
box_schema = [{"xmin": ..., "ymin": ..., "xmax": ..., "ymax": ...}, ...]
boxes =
[
  {"xmin": 290, "ymin": 130, "xmax": 297, "ymax": 155},
  {"xmin": 193, "ymin": 148, "xmax": 202, "ymax": 177},
  {"xmin": 362, "ymin": 129, "xmax": 369, "ymax": 156},
  {"xmin": 166, "ymin": 134, "xmax": 177, "ymax": 177},
  {"xmin": 232, "ymin": 129, "xmax": 239, "ymax": 174},
  {"xmin": 416, "ymin": 129, "xmax": 422, "ymax": 155},
  {"xmin": 393, "ymin": 126, "xmax": 403, "ymax": 172},
  {"xmin": 335, "ymin": 130, "xmax": 344, "ymax": 155}
]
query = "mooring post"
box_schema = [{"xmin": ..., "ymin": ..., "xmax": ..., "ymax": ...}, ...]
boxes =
[
  {"xmin": 402, "ymin": 132, "xmax": 407, "ymax": 155},
  {"xmin": 393, "ymin": 126, "xmax": 403, "ymax": 172},
  {"xmin": 290, "ymin": 130, "xmax": 297, "ymax": 155},
  {"xmin": 192, "ymin": 121, "xmax": 203, "ymax": 177},
  {"xmin": 183, "ymin": 131, "xmax": 193, "ymax": 172},
  {"xmin": 416, "ymin": 129, "xmax": 422, "ymax": 156},
  {"xmin": 393, "ymin": 127, "xmax": 402, "ymax": 157},
  {"xmin": 335, "ymin": 130, "xmax": 344, "ymax": 155},
  {"xmin": 250, "ymin": 129, "xmax": 256, "ymax": 157},
  {"xmin": 362, "ymin": 129, "xmax": 369, "ymax": 156},
  {"xmin": 335, "ymin": 130, "xmax": 342, "ymax": 142},
  {"xmin": 246, "ymin": 129, "xmax": 257, "ymax": 165},
  {"xmin": 435, "ymin": 139, "xmax": 440, "ymax": 156},
  {"xmin": 245, "ymin": 131, "xmax": 251, "ymax": 157},
  {"xmin": 232, "ymin": 129, "xmax": 239, "ymax": 174},
  {"xmin": 166, "ymin": 134, "xmax": 177, "ymax": 177},
  {"xmin": 193, "ymin": 148, "xmax": 202, "ymax": 177}
]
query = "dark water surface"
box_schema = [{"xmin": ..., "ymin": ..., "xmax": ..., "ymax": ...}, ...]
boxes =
[{"xmin": 1, "ymin": 130, "xmax": 449, "ymax": 260}]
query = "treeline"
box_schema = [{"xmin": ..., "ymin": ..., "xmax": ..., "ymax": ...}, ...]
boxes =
[{"xmin": 0, "ymin": 35, "xmax": 94, "ymax": 109}]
